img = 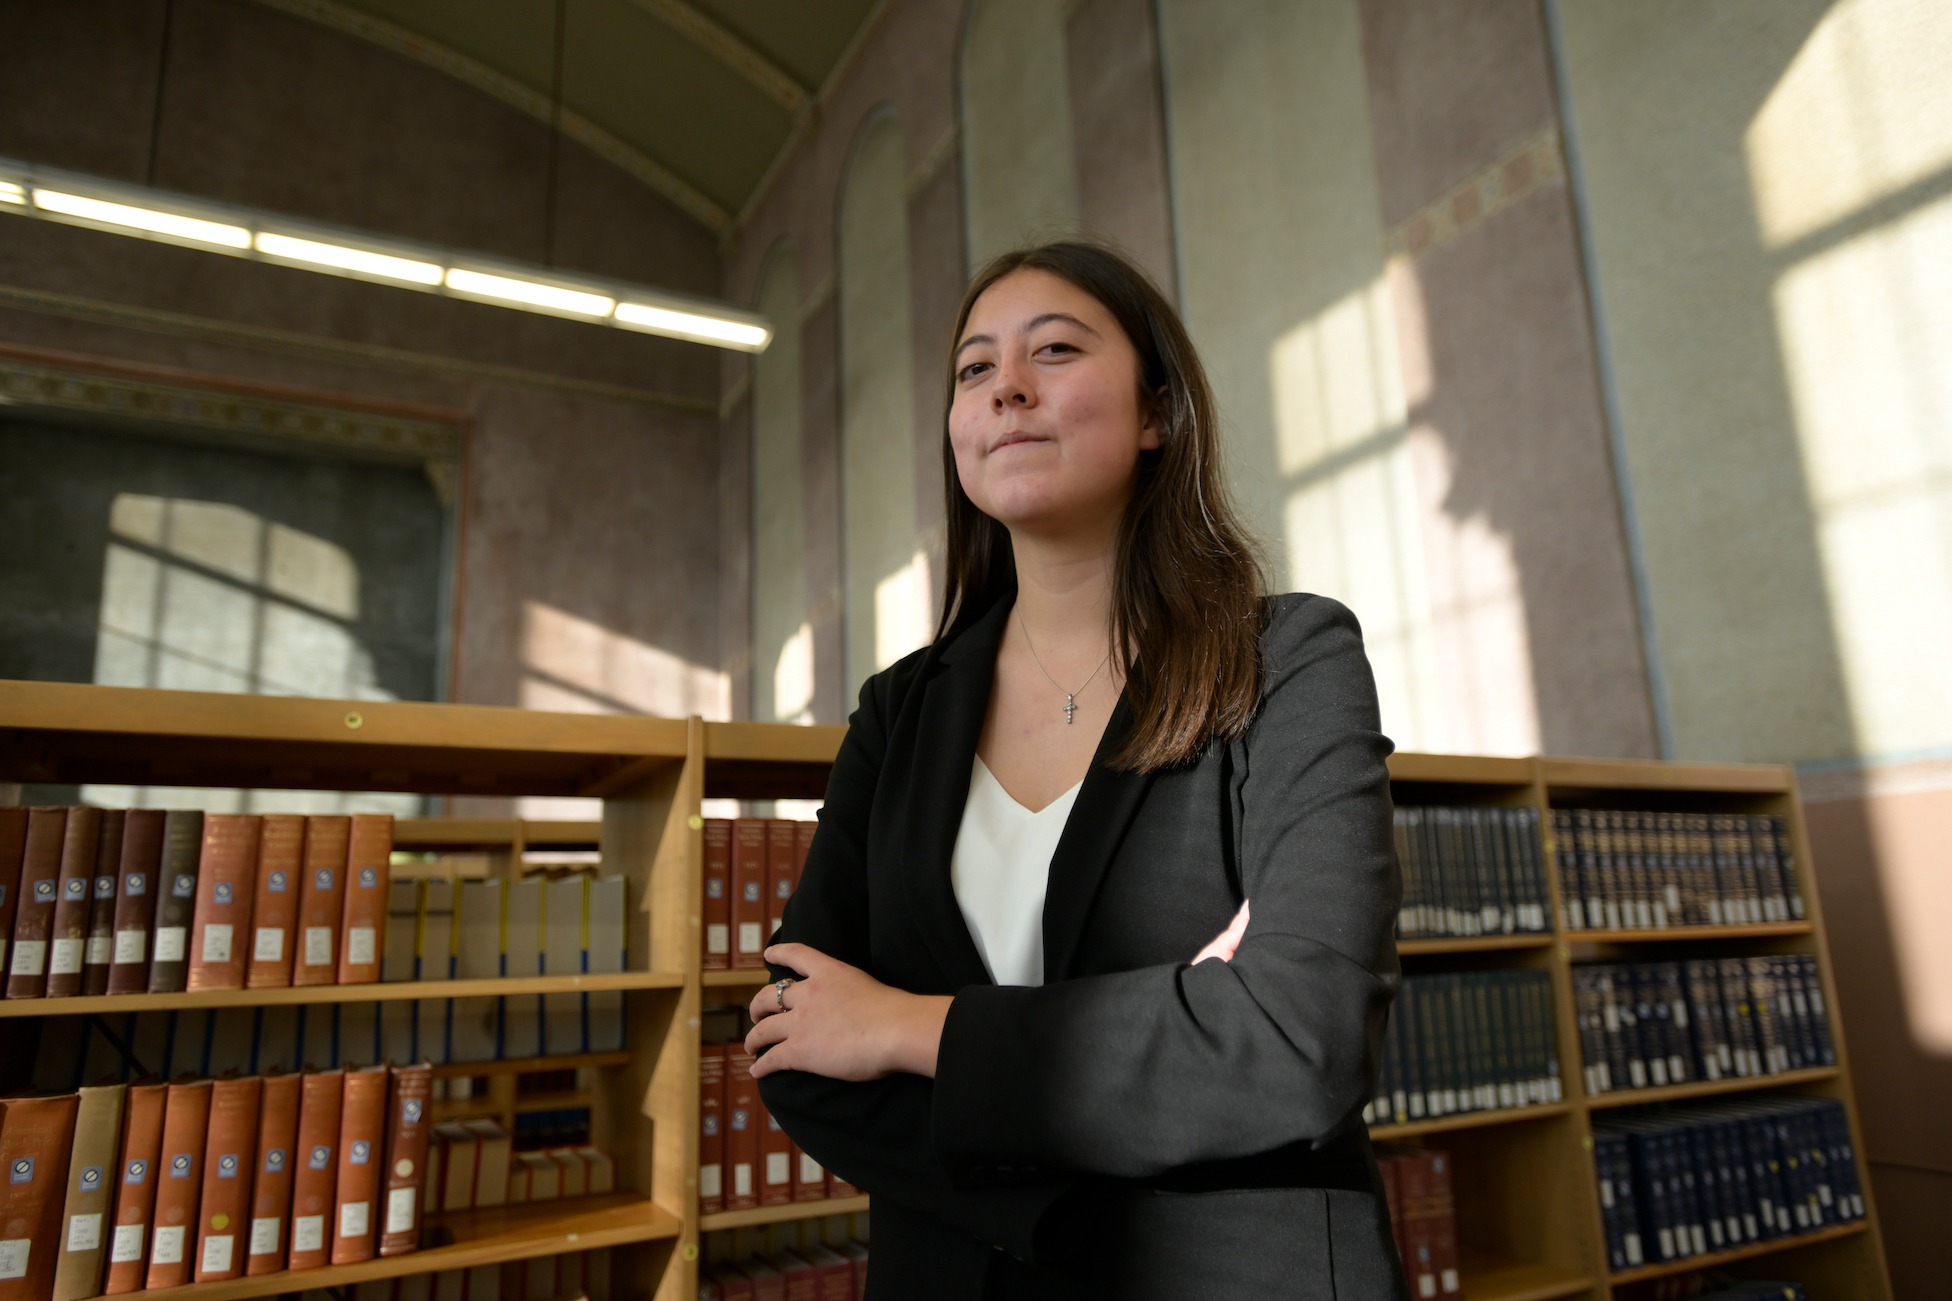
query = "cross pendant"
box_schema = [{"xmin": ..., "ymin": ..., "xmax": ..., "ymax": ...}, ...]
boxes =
[{"xmin": 1064, "ymin": 693, "xmax": 1076, "ymax": 724}]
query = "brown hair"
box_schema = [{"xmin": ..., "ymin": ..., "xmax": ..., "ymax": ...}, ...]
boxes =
[{"xmin": 935, "ymin": 241, "xmax": 1269, "ymax": 771}]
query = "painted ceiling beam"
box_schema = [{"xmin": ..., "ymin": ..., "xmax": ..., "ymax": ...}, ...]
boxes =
[{"xmin": 626, "ymin": 0, "xmax": 810, "ymax": 114}]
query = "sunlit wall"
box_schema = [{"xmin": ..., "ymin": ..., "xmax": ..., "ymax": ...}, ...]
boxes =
[
  {"xmin": 751, "ymin": 243, "xmax": 812, "ymax": 725},
  {"xmin": 960, "ymin": 0, "xmax": 1081, "ymax": 269}
]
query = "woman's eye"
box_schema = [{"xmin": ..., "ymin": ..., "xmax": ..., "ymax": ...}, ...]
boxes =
[
  {"xmin": 957, "ymin": 361, "xmax": 991, "ymax": 382},
  {"xmin": 1038, "ymin": 341, "xmax": 1077, "ymax": 358}
]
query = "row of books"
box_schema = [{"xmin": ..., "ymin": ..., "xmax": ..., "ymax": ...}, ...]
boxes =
[
  {"xmin": 1619, "ymin": 1284, "xmax": 1809, "ymax": 1301},
  {"xmin": 703, "ymin": 819, "xmax": 812, "ymax": 971},
  {"xmin": 1574, "ymin": 957, "xmax": 1836, "ymax": 1097},
  {"xmin": 1362, "ymin": 970, "xmax": 1562, "ymax": 1127},
  {"xmin": 419, "ymin": 1121, "xmax": 612, "ymax": 1215},
  {"xmin": 0, "ymin": 807, "xmax": 394, "ymax": 998},
  {"xmin": 702, "ymin": 1242, "xmax": 868, "ymax": 1301},
  {"xmin": 700, "ymin": 1041, "xmax": 858, "ymax": 1215},
  {"xmin": 1592, "ymin": 1097, "xmax": 1866, "ymax": 1274},
  {"xmin": 1554, "ymin": 810, "xmax": 1805, "ymax": 932},
  {"xmin": 1394, "ymin": 806, "xmax": 1550, "ymax": 938},
  {"xmin": 376, "ymin": 1252, "xmax": 612, "ymax": 1301},
  {"xmin": 1377, "ymin": 1146, "xmax": 1459, "ymax": 1299},
  {"xmin": 0, "ymin": 1064, "xmax": 430, "ymax": 1301}
]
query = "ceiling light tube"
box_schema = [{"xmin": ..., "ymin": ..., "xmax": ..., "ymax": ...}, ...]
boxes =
[
  {"xmin": 445, "ymin": 267, "xmax": 615, "ymax": 317},
  {"xmin": 0, "ymin": 182, "xmax": 23, "ymax": 206},
  {"xmin": 255, "ymin": 231, "xmax": 444, "ymax": 286},
  {"xmin": 32, "ymin": 188, "xmax": 251, "ymax": 249},
  {"xmin": 614, "ymin": 301, "xmax": 770, "ymax": 349}
]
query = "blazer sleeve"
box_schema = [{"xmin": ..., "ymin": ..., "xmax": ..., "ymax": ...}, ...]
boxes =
[
  {"xmin": 756, "ymin": 658, "xmax": 1090, "ymax": 1264},
  {"xmin": 929, "ymin": 594, "xmax": 1401, "ymax": 1181}
]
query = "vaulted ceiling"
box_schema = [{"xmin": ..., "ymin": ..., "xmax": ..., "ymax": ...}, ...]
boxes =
[{"xmin": 259, "ymin": 0, "xmax": 885, "ymax": 232}]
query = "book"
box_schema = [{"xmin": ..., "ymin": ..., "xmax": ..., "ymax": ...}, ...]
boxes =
[
  {"xmin": 0, "ymin": 807, "xmax": 27, "ymax": 980},
  {"xmin": 295, "ymin": 817, "xmax": 350, "ymax": 987},
  {"xmin": 759, "ymin": 1089, "xmax": 793, "ymax": 1207},
  {"xmin": 543, "ymin": 875, "xmax": 587, "ymax": 1054},
  {"xmin": 1365, "ymin": 969, "xmax": 1559, "ymax": 1126},
  {"xmin": 724, "ymin": 1046, "xmax": 760, "ymax": 1211},
  {"xmin": 52, "ymin": 1082, "xmax": 124, "ymax": 1301},
  {"xmin": 587, "ymin": 875, "xmax": 626, "ymax": 1051},
  {"xmin": 550, "ymin": 1148, "xmax": 584, "ymax": 1198},
  {"xmin": 451, "ymin": 880, "xmax": 504, "ymax": 1063},
  {"xmin": 417, "ymin": 880, "xmax": 456, "ymax": 1065},
  {"xmin": 8, "ymin": 806, "xmax": 69, "ymax": 999},
  {"xmin": 146, "ymin": 811, "xmax": 207, "ymax": 995},
  {"xmin": 702, "ymin": 819, "xmax": 732, "ymax": 970},
  {"xmin": 431, "ymin": 1123, "xmax": 477, "ymax": 1213},
  {"xmin": 515, "ymin": 1149, "xmax": 556, "ymax": 1201},
  {"xmin": 145, "ymin": 1078, "xmax": 213, "ymax": 1290},
  {"xmin": 106, "ymin": 810, "xmax": 165, "ymax": 995},
  {"xmin": 331, "ymin": 1064, "xmax": 390, "ymax": 1264},
  {"xmin": 699, "ymin": 1044, "xmax": 725, "ymax": 1215},
  {"xmin": 765, "ymin": 820, "xmax": 797, "ymax": 948},
  {"xmin": 245, "ymin": 1072, "xmax": 301, "ymax": 1275},
  {"xmin": 793, "ymin": 1138, "xmax": 826, "ymax": 1204},
  {"xmin": 194, "ymin": 1075, "xmax": 261, "ymax": 1281},
  {"xmin": 502, "ymin": 878, "xmax": 544, "ymax": 1059},
  {"xmin": 288, "ymin": 1070, "xmax": 343, "ymax": 1271},
  {"xmin": 464, "ymin": 1121, "xmax": 511, "ymax": 1209},
  {"xmin": 247, "ymin": 815, "xmax": 305, "ymax": 988},
  {"xmin": 82, "ymin": 810, "xmax": 125, "ymax": 997},
  {"xmin": 337, "ymin": 815, "xmax": 394, "ymax": 984},
  {"xmin": 732, "ymin": 821, "xmax": 768, "ymax": 969},
  {"xmin": 380, "ymin": 879, "xmax": 421, "ymax": 1064},
  {"xmin": 102, "ymin": 1081, "xmax": 168, "ymax": 1294},
  {"xmin": 187, "ymin": 814, "xmax": 262, "ymax": 992},
  {"xmin": 0, "ymin": 1093, "xmax": 81, "ymax": 1301},
  {"xmin": 47, "ymin": 805, "xmax": 103, "ymax": 998},
  {"xmin": 379, "ymin": 1063, "xmax": 433, "ymax": 1257}
]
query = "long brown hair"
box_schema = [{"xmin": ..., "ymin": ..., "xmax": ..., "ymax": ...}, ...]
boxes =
[{"xmin": 935, "ymin": 241, "xmax": 1269, "ymax": 771}]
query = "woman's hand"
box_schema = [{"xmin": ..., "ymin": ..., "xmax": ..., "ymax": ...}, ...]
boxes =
[
  {"xmin": 746, "ymin": 943, "xmax": 954, "ymax": 1082},
  {"xmin": 1192, "ymin": 899, "xmax": 1250, "ymax": 965}
]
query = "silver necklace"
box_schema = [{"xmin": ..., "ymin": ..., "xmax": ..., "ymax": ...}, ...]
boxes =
[{"xmin": 1017, "ymin": 610, "xmax": 1113, "ymax": 725}]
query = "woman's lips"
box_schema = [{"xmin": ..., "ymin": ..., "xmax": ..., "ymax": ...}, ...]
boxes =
[{"xmin": 990, "ymin": 431, "xmax": 1049, "ymax": 452}]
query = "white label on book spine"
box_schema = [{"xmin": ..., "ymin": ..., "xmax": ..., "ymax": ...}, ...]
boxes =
[
  {"xmin": 699, "ymin": 1164, "xmax": 721, "ymax": 1198},
  {"xmin": 766, "ymin": 1152, "xmax": 789, "ymax": 1185},
  {"xmin": 154, "ymin": 927, "xmax": 187, "ymax": 963},
  {"xmin": 201, "ymin": 923, "xmax": 233, "ymax": 963},
  {"xmin": 304, "ymin": 927, "xmax": 333, "ymax": 966},
  {"xmin": 151, "ymin": 1225, "xmax": 186, "ymax": 1265},
  {"xmin": 49, "ymin": 937, "xmax": 85, "ymax": 975},
  {"xmin": 738, "ymin": 922, "xmax": 762, "ymax": 954},
  {"xmin": 110, "ymin": 1224, "xmax": 146, "ymax": 1263},
  {"xmin": 114, "ymin": 929, "xmax": 147, "ymax": 964},
  {"xmin": 706, "ymin": 924, "xmax": 729, "ymax": 955},
  {"xmin": 386, "ymin": 1187, "xmax": 417, "ymax": 1234},
  {"xmin": 86, "ymin": 936, "xmax": 114, "ymax": 965},
  {"xmin": 798, "ymin": 1152, "xmax": 822, "ymax": 1183},
  {"xmin": 0, "ymin": 1240, "xmax": 26, "ymax": 1280},
  {"xmin": 249, "ymin": 1217, "xmax": 281, "ymax": 1256},
  {"xmin": 733, "ymin": 1164, "xmax": 752, "ymax": 1197},
  {"xmin": 254, "ymin": 927, "xmax": 284, "ymax": 962},
  {"xmin": 199, "ymin": 1234, "xmax": 233, "ymax": 1274},
  {"xmin": 66, "ymin": 1212, "xmax": 103, "ymax": 1252},
  {"xmin": 348, "ymin": 926, "xmax": 376, "ymax": 966},
  {"xmin": 339, "ymin": 1201, "xmax": 369, "ymax": 1238},
  {"xmin": 10, "ymin": 939, "xmax": 46, "ymax": 976},
  {"xmin": 292, "ymin": 1215, "xmax": 324, "ymax": 1252}
]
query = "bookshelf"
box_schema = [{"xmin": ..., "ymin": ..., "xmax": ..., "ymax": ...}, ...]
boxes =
[{"xmin": 0, "ymin": 685, "xmax": 1892, "ymax": 1301}]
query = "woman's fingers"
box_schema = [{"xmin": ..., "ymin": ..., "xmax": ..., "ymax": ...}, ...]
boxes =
[
  {"xmin": 1191, "ymin": 898, "xmax": 1252, "ymax": 964},
  {"xmin": 763, "ymin": 942, "xmax": 825, "ymax": 977}
]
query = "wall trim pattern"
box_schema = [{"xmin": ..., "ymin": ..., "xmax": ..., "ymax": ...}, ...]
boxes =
[{"xmin": 1385, "ymin": 126, "xmax": 1566, "ymax": 261}]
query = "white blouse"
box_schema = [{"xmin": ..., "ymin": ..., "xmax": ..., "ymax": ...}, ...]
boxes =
[{"xmin": 948, "ymin": 755, "xmax": 1083, "ymax": 987}]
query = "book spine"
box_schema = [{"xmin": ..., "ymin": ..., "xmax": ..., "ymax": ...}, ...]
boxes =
[
  {"xmin": 702, "ymin": 819, "xmax": 732, "ymax": 970},
  {"xmin": 765, "ymin": 820, "xmax": 797, "ymax": 947},
  {"xmin": 102, "ymin": 1082, "xmax": 169, "ymax": 1294},
  {"xmin": 724, "ymin": 1047, "xmax": 760, "ymax": 1211},
  {"xmin": 187, "ymin": 814, "xmax": 262, "ymax": 991},
  {"xmin": 379, "ymin": 1063, "xmax": 433, "ymax": 1257},
  {"xmin": 193, "ymin": 1076, "xmax": 261, "ymax": 1281},
  {"xmin": 330, "ymin": 1066, "xmax": 389, "ymax": 1264},
  {"xmin": 245, "ymin": 1073, "xmax": 301, "ymax": 1275},
  {"xmin": 81, "ymin": 810, "xmax": 125, "ymax": 997},
  {"xmin": 106, "ymin": 810, "xmax": 164, "ymax": 994},
  {"xmin": 7, "ymin": 806, "xmax": 69, "ymax": 998},
  {"xmin": 52, "ymin": 1082, "xmax": 125, "ymax": 1301},
  {"xmin": 0, "ymin": 806, "xmax": 27, "ymax": 979},
  {"xmin": 699, "ymin": 1044, "xmax": 726, "ymax": 1215},
  {"xmin": 337, "ymin": 815, "xmax": 394, "ymax": 984},
  {"xmin": 293, "ymin": 816, "xmax": 349, "ymax": 987},
  {"xmin": 759, "ymin": 1087, "xmax": 794, "ymax": 1207},
  {"xmin": 288, "ymin": 1070, "xmax": 344, "ymax": 1271},
  {"xmin": 0, "ymin": 1094, "xmax": 82, "ymax": 1301},
  {"xmin": 146, "ymin": 810, "xmax": 207, "ymax": 994},
  {"xmin": 732, "ymin": 820, "xmax": 768, "ymax": 969},
  {"xmin": 145, "ymin": 1079, "xmax": 213, "ymax": 1289},
  {"xmin": 46, "ymin": 805, "xmax": 103, "ymax": 998},
  {"xmin": 247, "ymin": 815, "xmax": 305, "ymax": 988}
]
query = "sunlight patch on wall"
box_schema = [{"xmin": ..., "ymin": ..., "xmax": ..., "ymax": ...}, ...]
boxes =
[
  {"xmin": 772, "ymin": 622, "xmax": 816, "ymax": 727},
  {"xmin": 874, "ymin": 549, "xmax": 934, "ymax": 675}
]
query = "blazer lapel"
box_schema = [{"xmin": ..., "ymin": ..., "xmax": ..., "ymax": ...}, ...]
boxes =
[
  {"xmin": 898, "ymin": 599, "xmax": 1011, "ymax": 991},
  {"xmin": 1041, "ymin": 692, "xmax": 1155, "ymax": 982}
]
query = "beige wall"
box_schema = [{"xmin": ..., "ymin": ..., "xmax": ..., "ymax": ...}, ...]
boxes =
[
  {"xmin": 959, "ymin": 0, "xmax": 1080, "ymax": 268},
  {"xmin": 750, "ymin": 244, "xmax": 810, "ymax": 724}
]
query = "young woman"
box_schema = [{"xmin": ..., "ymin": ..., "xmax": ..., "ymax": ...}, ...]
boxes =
[{"xmin": 745, "ymin": 242, "xmax": 1405, "ymax": 1300}]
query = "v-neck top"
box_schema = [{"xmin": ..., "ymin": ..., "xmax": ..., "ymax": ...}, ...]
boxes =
[{"xmin": 948, "ymin": 755, "xmax": 1084, "ymax": 987}]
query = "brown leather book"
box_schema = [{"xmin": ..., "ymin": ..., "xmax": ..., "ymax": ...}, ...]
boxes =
[
  {"xmin": 699, "ymin": 1043, "xmax": 725, "ymax": 1214},
  {"xmin": 246, "ymin": 815, "xmax": 305, "ymax": 989},
  {"xmin": 187, "ymin": 815, "xmax": 262, "ymax": 992},
  {"xmin": 192, "ymin": 1075, "xmax": 260, "ymax": 1281},
  {"xmin": 46, "ymin": 805, "xmax": 103, "ymax": 998},
  {"xmin": 147, "ymin": 811, "xmax": 208, "ymax": 994},
  {"xmin": 432, "ymin": 1122, "xmax": 477, "ymax": 1212},
  {"xmin": 826, "ymin": 1167, "xmax": 860, "ymax": 1200},
  {"xmin": 702, "ymin": 818, "xmax": 732, "ymax": 970},
  {"xmin": 293, "ymin": 817, "xmax": 349, "ymax": 988},
  {"xmin": 144, "ymin": 1078, "xmax": 212, "ymax": 1290},
  {"xmin": 106, "ymin": 811, "xmax": 166, "ymax": 995},
  {"xmin": 329, "ymin": 1063, "xmax": 389, "ymax": 1264},
  {"xmin": 287, "ymin": 1069, "xmax": 343, "ymax": 1270},
  {"xmin": 8, "ymin": 807, "xmax": 69, "ymax": 999},
  {"xmin": 336, "ymin": 815, "xmax": 393, "ymax": 985},
  {"xmin": 379, "ymin": 1063, "xmax": 432, "ymax": 1257},
  {"xmin": 765, "ymin": 820, "xmax": 797, "ymax": 947},
  {"xmin": 759, "ymin": 1084, "xmax": 794, "ymax": 1207},
  {"xmin": 732, "ymin": 819, "xmax": 768, "ymax": 969},
  {"xmin": 724, "ymin": 1046, "xmax": 760, "ymax": 1210},
  {"xmin": 464, "ymin": 1120, "xmax": 510, "ymax": 1209},
  {"xmin": 244, "ymin": 1071, "xmax": 301, "ymax": 1275},
  {"xmin": 792, "ymin": 1137, "xmax": 826, "ymax": 1204},
  {"xmin": 0, "ymin": 808, "xmax": 27, "ymax": 983},
  {"xmin": 51, "ymin": 1082, "xmax": 123, "ymax": 1301},
  {"xmin": 81, "ymin": 810, "xmax": 125, "ymax": 997},
  {"xmin": 0, "ymin": 1093, "xmax": 81, "ymax": 1301},
  {"xmin": 101, "ymin": 1080, "xmax": 168, "ymax": 1294}
]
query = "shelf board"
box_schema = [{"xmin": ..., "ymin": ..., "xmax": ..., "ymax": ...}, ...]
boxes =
[
  {"xmin": 431, "ymin": 1050, "xmax": 631, "ymax": 1079},
  {"xmin": 1457, "ymin": 1251, "xmax": 1591, "ymax": 1301},
  {"xmin": 1608, "ymin": 1219, "xmax": 1868, "ymax": 1285},
  {"xmin": 132, "ymin": 1193, "xmax": 680, "ymax": 1301},
  {"xmin": 1586, "ymin": 1066, "xmax": 1839, "ymax": 1110},
  {"xmin": 513, "ymin": 1091, "xmax": 592, "ymax": 1114},
  {"xmin": 1389, "ymin": 753, "xmax": 1537, "ymax": 785},
  {"xmin": 0, "ymin": 972, "xmax": 683, "ymax": 1018},
  {"xmin": 1370, "ymin": 1101, "xmax": 1572, "ymax": 1141},
  {"xmin": 700, "ymin": 1195, "xmax": 871, "ymax": 1231},
  {"xmin": 1567, "ymin": 922, "xmax": 1813, "ymax": 943},
  {"xmin": 701, "ymin": 721, "xmax": 844, "ymax": 800},
  {"xmin": 1539, "ymin": 756, "xmax": 1791, "ymax": 794},
  {"xmin": 1398, "ymin": 934, "xmax": 1556, "ymax": 956}
]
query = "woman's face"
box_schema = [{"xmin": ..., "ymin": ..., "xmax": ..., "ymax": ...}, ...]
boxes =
[{"xmin": 948, "ymin": 268, "xmax": 1160, "ymax": 537}]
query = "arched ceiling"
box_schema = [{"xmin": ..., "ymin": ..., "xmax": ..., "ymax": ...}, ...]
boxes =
[{"xmin": 254, "ymin": 0, "xmax": 885, "ymax": 232}]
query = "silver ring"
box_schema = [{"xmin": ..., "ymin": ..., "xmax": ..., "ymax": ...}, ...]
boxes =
[{"xmin": 775, "ymin": 977, "xmax": 792, "ymax": 1012}]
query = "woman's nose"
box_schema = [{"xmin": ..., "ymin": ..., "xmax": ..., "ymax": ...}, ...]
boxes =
[{"xmin": 990, "ymin": 360, "xmax": 1032, "ymax": 408}]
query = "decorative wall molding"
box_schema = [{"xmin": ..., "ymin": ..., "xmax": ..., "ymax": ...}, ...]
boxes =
[
  {"xmin": 1386, "ymin": 127, "xmax": 1566, "ymax": 262},
  {"xmin": 626, "ymin": 0, "xmax": 808, "ymax": 113},
  {"xmin": 906, "ymin": 125, "xmax": 960, "ymax": 201}
]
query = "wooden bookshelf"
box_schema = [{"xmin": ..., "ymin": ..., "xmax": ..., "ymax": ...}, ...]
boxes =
[
  {"xmin": 1584, "ymin": 1066, "xmax": 1840, "ymax": 1111},
  {"xmin": 1606, "ymin": 1220, "xmax": 1870, "ymax": 1286},
  {"xmin": 700, "ymin": 1194, "xmax": 871, "ymax": 1232},
  {"xmin": 1566, "ymin": 921, "xmax": 1814, "ymax": 944},
  {"xmin": 1371, "ymin": 1102, "xmax": 1574, "ymax": 1142},
  {"xmin": 1398, "ymin": 933, "xmax": 1556, "ymax": 956},
  {"xmin": 0, "ymin": 971, "xmax": 683, "ymax": 1018}
]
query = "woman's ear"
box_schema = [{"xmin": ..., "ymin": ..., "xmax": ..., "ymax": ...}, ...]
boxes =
[{"xmin": 1139, "ymin": 385, "xmax": 1168, "ymax": 451}]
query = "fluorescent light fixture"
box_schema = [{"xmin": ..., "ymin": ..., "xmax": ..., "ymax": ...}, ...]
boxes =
[
  {"xmin": 0, "ymin": 182, "xmax": 23, "ymax": 206},
  {"xmin": 33, "ymin": 188, "xmax": 250, "ymax": 248},
  {"xmin": 254, "ymin": 231, "xmax": 443, "ymax": 285},
  {"xmin": 615, "ymin": 301, "xmax": 770, "ymax": 349},
  {"xmin": 445, "ymin": 268, "xmax": 614, "ymax": 317}
]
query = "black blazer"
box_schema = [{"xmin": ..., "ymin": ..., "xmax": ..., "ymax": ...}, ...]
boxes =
[{"xmin": 760, "ymin": 593, "xmax": 1408, "ymax": 1300}]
